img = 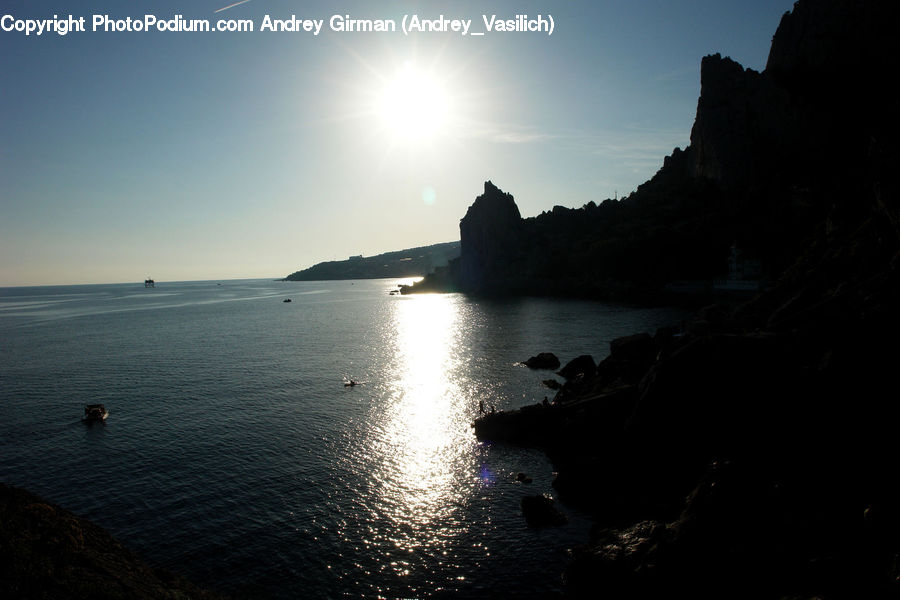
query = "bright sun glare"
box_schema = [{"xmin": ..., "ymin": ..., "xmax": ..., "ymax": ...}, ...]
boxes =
[{"xmin": 375, "ymin": 62, "xmax": 449, "ymax": 142}]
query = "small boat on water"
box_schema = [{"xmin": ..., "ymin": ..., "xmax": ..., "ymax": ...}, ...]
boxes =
[
  {"xmin": 83, "ymin": 404, "xmax": 109, "ymax": 422},
  {"xmin": 283, "ymin": 298, "xmax": 292, "ymax": 303}
]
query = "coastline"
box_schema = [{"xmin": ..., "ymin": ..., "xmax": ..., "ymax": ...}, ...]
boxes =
[
  {"xmin": 473, "ymin": 257, "xmax": 900, "ymax": 597},
  {"xmin": 464, "ymin": 0, "xmax": 900, "ymax": 593}
]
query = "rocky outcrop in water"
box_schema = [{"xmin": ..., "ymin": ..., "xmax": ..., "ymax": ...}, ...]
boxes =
[
  {"xmin": 521, "ymin": 352, "xmax": 560, "ymax": 370},
  {"xmin": 521, "ymin": 494, "xmax": 567, "ymax": 527}
]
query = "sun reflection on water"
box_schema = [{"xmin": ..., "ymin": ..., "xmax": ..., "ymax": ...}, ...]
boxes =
[{"xmin": 362, "ymin": 293, "xmax": 483, "ymax": 581}]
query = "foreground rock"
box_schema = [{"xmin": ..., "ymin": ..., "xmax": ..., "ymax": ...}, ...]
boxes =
[
  {"xmin": 565, "ymin": 459, "xmax": 900, "ymax": 599},
  {"xmin": 556, "ymin": 355, "xmax": 596, "ymax": 380},
  {"xmin": 0, "ymin": 483, "xmax": 228, "ymax": 600},
  {"xmin": 473, "ymin": 383, "xmax": 637, "ymax": 448},
  {"xmin": 480, "ymin": 298, "xmax": 900, "ymax": 598}
]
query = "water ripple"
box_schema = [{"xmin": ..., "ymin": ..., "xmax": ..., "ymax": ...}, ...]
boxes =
[{"xmin": 0, "ymin": 279, "xmax": 688, "ymax": 598}]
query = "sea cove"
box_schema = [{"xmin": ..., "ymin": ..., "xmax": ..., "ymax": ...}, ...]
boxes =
[{"xmin": 0, "ymin": 279, "xmax": 686, "ymax": 598}]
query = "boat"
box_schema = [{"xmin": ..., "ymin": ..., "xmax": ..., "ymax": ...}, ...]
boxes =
[
  {"xmin": 283, "ymin": 298, "xmax": 292, "ymax": 303},
  {"xmin": 83, "ymin": 404, "xmax": 109, "ymax": 421}
]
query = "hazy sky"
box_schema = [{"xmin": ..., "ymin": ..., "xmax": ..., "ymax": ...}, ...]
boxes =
[{"xmin": 1, "ymin": 0, "xmax": 795, "ymax": 286}]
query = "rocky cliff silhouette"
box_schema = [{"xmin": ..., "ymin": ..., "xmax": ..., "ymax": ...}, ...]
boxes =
[
  {"xmin": 463, "ymin": 0, "xmax": 900, "ymax": 597},
  {"xmin": 410, "ymin": 0, "xmax": 899, "ymax": 302},
  {"xmin": 458, "ymin": 181, "xmax": 521, "ymax": 291}
]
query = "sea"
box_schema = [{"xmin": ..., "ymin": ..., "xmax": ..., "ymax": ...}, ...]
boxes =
[{"xmin": 0, "ymin": 278, "xmax": 687, "ymax": 598}]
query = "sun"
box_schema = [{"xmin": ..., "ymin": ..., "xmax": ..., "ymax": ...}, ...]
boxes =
[{"xmin": 375, "ymin": 62, "xmax": 450, "ymax": 142}]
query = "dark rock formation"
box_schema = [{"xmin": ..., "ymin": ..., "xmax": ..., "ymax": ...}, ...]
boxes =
[
  {"xmin": 566, "ymin": 457, "xmax": 900, "ymax": 599},
  {"xmin": 687, "ymin": 54, "xmax": 793, "ymax": 189},
  {"xmin": 556, "ymin": 355, "xmax": 596, "ymax": 381},
  {"xmin": 521, "ymin": 494, "xmax": 567, "ymax": 527},
  {"xmin": 473, "ymin": 401, "xmax": 559, "ymax": 447},
  {"xmin": 542, "ymin": 379, "xmax": 561, "ymax": 390},
  {"xmin": 473, "ymin": 383, "xmax": 638, "ymax": 448},
  {"xmin": 458, "ymin": 181, "xmax": 522, "ymax": 292},
  {"xmin": 602, "ymin": 333, "xmax": 657, "ymax": 383},
  {"xmin": 0, "ymin": 483, "xmax": 227, "ymax": 600},
  {"xmin": 472, "ymin": 1, "xmax": 900, "ymax": 597},
  {"xmin": 398, "ymin": 258, "xmax": 460, "ymax": 294},
  {"xmin": 565, "ymin": 519, "xmax": 665, "ymax": 597},
  {"xmin": 407, "ymin": 0, "xmax": 900, "ymax": 303},
  {"xmin": 522, "ymin": 352, "xmax": 560, "ymax": 370}
]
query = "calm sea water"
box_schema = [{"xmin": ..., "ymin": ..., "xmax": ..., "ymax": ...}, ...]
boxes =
[{"xmin": 0, "ymin": 279, "xmax": 686, "ymax": 598}]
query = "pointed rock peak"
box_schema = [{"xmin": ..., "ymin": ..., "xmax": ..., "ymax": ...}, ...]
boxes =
[
  {"xmin": 698, "ymin": 53, "xmax": 761, "ymax": 103},
  {"xmin": 480, "ymin": 180, "xmax": 513, "ymax": 202},
  {"xmin": 463, "ymin": 181, "xmax": 521, "ymax": 222},
  {"xmin": 701, "ymin": 53, "xmax": 746, "ymax": 74},
  {"xmin": 459, "ymin": 182, "xmax": 523, "ymax": 291}
]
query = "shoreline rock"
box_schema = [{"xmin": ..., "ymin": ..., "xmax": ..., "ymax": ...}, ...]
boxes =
[
  {"xmin": 0, "ymin": 483, "xmax": 229, "ymax": 600},
  {"xmin": 556, "ymin": 355, "xmax": 596, "ymax": 380},
  {"xmin": 521, "ymin": 494, "xmax": 568, "ymax": 527},
  {"xmin": 522, "ymin": 352, "xmax": 561, "ymax": 370}
]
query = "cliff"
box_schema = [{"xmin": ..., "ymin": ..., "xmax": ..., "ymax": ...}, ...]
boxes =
[
  {"xmin": 409, "ymin": 0, "xmax": 899, "ymax": 301},
  {"xmin": 458, "ymin": 181, "xmax": 522, "ymax": 291},
  {"xmin": 466, "ymin": 0, "xmax": 900, "ymax": 597},
  {"xmin": 283, "ymin": 241, "xmax": 459, "ymax": 281},
  {"xmin": 687, "ymin": 54, "xmax": 792, "ymax": 189}
]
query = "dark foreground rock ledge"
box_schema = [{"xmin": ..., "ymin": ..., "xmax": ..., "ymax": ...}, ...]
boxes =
[
  {"xmin": 0, "ymin": 483, "xmax": 229, "ymax": 600},
  {"xmin": 476, "ymin": 278, "xmax": 900, "ymax": 598}
]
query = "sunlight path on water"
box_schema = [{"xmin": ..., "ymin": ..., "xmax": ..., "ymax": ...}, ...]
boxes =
[{"xmin": 334, "ymin": 294, "xmax": 486, "ymax": 595}]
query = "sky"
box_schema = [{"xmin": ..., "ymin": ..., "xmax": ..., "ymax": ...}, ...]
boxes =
[{"xmin": 0, "ymin": 0, "xmax": 797, "ymax": 286}]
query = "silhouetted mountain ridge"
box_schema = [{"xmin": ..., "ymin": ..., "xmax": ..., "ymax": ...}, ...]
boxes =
[
  {"xmin": 409, "ymin": 0, "xmax": 899, "ymax": 301},
  {"xmin": 283, "ymin": 241, "xmax": 459, "ymax": 281}
]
